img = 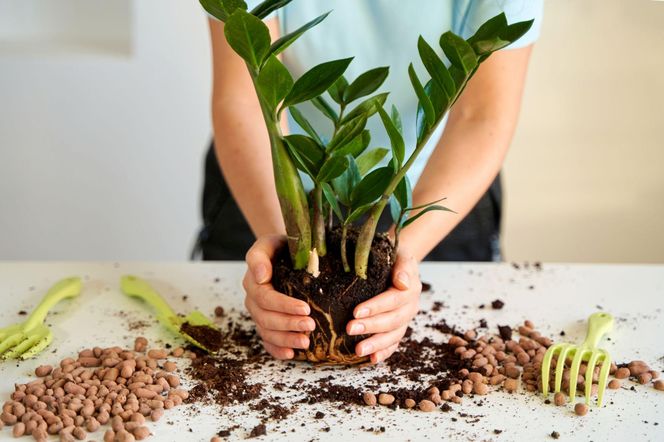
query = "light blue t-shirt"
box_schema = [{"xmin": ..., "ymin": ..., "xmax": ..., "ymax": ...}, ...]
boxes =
[{"xmin": 239, "ymin": 0, "xmax": 544, "ymax": 184}]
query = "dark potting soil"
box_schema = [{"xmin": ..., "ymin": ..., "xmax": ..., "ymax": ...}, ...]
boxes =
[
  {"xmin": 497, "ymin": 325, "xmax": 513, "ymax": 341},
  {"xmin": 180, "ymin": 322, "xmax": 224, "ymax": 353},
  {"xmin": 491, "ymin": 299, "xmax": 505, "ymax": 310},
  {"xmin": 272, "ymin": 227, "xmax": 393, "ymax": 363}
]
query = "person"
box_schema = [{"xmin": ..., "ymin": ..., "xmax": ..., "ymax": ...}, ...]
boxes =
[{"xmin": 195, "ymin": 0, "xmax": 543, "ymax": 363}]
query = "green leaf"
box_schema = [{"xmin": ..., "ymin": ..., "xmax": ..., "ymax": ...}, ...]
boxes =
[
  {"xmin": 256, "ymin": 56, "xmax": 293, "ymax": 111},
  {"xmin": 439, "ymin": 32, "xmax": 478, "ymax": 74},
  {"xmin": 343, "ymin": 67, "xmax": 390, "ymax": 103},
  {"xmin": 449, "ymin": 66, "xmax": 467, "ymax": 91},
  {"xmin": 312, "ymin": 95, "xmax": 339, "ymax": 122},
  {"xmin": 321, "ymin": 182, "xmax": 343, "ymax": 220},
  {"xmin": 332, "ymin": 130, "xmax": 370, "ymax": 158},
  {"xmin": 346, "ymin": 204, "xmax": 373, "ymax": 224},
  {"xmin": 269, "ymin": 11, "xmax": 330, "ymax": 58},
  {"xmin": 327, "ymin": 115, "xmax": 367, "ymax": 152},
  {"xmin": 339, "ymin": 92, "xmax": 389, "ymax": 125},
  {"xmin": 250, "ymin": 0, "xmax": 291, "ymax": 19},
  {"xmin": 409, "ymin": 63, "xmax": 435, "ymax": 128},
  {"xmin": 282, "ymin": 58, "xmax": 353, "ymax": 108},
  {"xmin": 356, "ymin": 147, "xmax": 388, "ymax": 175},
  {"xmin": 417, "ymin": 36, "xmax": 455, "ymax": 100},
  {"xmin": 425, "ymin": 79, "xmax": 449, "ymax": 118},
  {"xmin": 467, "ymin": 14, "xmax": 511, "ymax": 55},
  {"xmin": 377, "ymin": 107, "xmax": 405, "ymax": 168},
  {"xmin": 499, "ymin": 20, "xmax": 535, "ymax": 45},
  {"xmin": 200, "ymin": 0, "xmax": 231, "ymax": 21},
  {"xmin": 317, "ymin": 156, "xmax": 348, "ymax": 182},
  {"xmin": 284, "ymin": 135, "xmax": 324, "ymax": 177},
  {"xmin": 289, "ymin": 106, "xmax": 322, "ymax": 145},
  {"xmin": 416, "ymin": 80, "xmax": 448, "ymax": 143},
  {"xmin": 468, "ymin": 13, "xmax": 508, "ymax": 43},
  {"xmin": 402, "ymin": 205, "xmax": 455, "ymax": 228},
  {"xmin": 332, "ymin": 156, "xmax": 360, "ymax": 207},
  {"xmin": 390, "ymin": 104, "xmax": 403, "ymax": 135},
  {"xmin": 328, "ymin": 76, "xmax": 348, "ymax": 104},
  {"xmin": 394, "ymin": 175, "xmax": 412, "ymax": 213},
  {"xmin": 222, "ymin": 0, "xmax": 247, "ymax": 15},
  {"xmin": 405, "ymin": 196, "xmax": 448, "ymax": 211},
  {"xmin": 351, "ymin": 166, "xmax": 394, "ymax": 207},
  {"xmin": 224, "ymin": 10, "xmax": 271, "ymax": 70}
]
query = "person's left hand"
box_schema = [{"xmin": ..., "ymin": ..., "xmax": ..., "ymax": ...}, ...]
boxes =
[{"xmin": 346, "ymin": 248, "xmax": 421, "ymax": 364}]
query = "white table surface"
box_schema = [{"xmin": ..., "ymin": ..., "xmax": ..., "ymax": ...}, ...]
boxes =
[{"xmin": 0, "ymin": 262, "xmax": 663, "ymax": 442}]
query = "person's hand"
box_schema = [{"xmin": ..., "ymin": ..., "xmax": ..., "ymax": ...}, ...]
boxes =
[
  {"xmin": 346, "ymin": 248, "xmax": 421, "ymax": 364},
  {"xmin": 243, "ymin": 235, "xmax": 316, "ymax": 359}
]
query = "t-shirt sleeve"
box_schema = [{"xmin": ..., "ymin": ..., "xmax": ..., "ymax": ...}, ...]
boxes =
[{"xmin": 452, "ymin": 0, "xmax": 544, "ymax": 49}]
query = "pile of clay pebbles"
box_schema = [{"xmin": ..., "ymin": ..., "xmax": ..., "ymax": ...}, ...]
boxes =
[{"xmin": 1, "ymin": 338, "xmax": 191, "ymax": 441}]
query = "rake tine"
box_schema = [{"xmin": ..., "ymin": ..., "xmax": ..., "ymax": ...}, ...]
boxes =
[
  {"xmin": 584, "ymin": 350, "xmax": 601, "ymax": 404},
  {"xmin": 597, "ymin": 351, "xmax": 611, "ymax": 407},
  {"xmin": 569, "ymin": 348, "xmax": 591, "ymax": 401},
  {"xmin": 3, "ymin": 333, "xmax": 44, "ymax": 360},
  {"xmin": 0, "ymin": 333, "xmax": 25, "ymax": 356},
  {"xmin": 542, "ymin": 343, "xmax": 564, "ymax": 396},
  {"xmin": 554, "ymin": 344, "xmax": 575, "ymax": 393},
  {"xmin": 21, "ymin": 331, "xmax": 52, "ymax": 360}
]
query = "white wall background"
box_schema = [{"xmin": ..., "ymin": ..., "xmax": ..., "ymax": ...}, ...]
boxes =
[
  {"xmin": 0, "ymin": 0, "xmax": 212, "ymax": 260},
  {"xmin": 1, "ymin": 0, "xmax": 663, "ymax": 262},
  {"xmin": 503, "ymin": 0, "xmax": 664, "ymax": 263}
]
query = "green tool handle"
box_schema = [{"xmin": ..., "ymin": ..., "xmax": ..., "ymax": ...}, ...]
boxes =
[
  {"xmin": 120, "ymin": 275, "xmax": 179, "ymax": 333},
  {"xmin": 581, "ymin": 312, "xmax": 614, "ymax": 349},
  {"xmin": 24, "ymin": 277, "xmax": 82, "ymax": 331}
]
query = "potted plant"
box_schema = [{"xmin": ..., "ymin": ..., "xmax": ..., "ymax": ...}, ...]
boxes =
[{"xmin": 201, "ymin": 0, "xmax": 533, "ymax": 364}]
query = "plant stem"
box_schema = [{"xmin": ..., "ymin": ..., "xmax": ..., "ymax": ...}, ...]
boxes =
[
  {"xmin": 312, "ymin": 185, "xmax": 327, "ymax": 257},
  {"xmin": 340, "ymin": 223, "xmax": 350, "ymax": 272},
  {"xmin": 249, "ymin": 69, "xmax": 312, "ymax": 270},
  {"xmin": 354, "ymin": 113, "xmax": 443, "ymax": 278}
]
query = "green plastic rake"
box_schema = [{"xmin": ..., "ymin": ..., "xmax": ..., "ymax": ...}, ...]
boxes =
[
  {"xmin": 0, "ymin": 277, "xmax": 82, "ymax": 359},
  {"xmin": 541, "ymin": 312, "xmax": 614, "ymax": 406}
]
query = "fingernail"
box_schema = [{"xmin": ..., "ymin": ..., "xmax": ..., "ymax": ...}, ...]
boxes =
[
  {"xmin": 254, "ymin": 264, "xmax": 268, "ymax": 284},
  {"xmin": 300, "ymin": 337, "xmax": 310, "ymax": 349},
  {"xmin": 397, "ymin": 271, "xmax": 410, "ymax": 288},
  {"xmin": 359, "ymin": 343, "xmax": 374, "ymax": 356},
  {"xmin": 298, "ymin": 320, "xmax": 314, "ymax": 331},
  {"xmin": 355, "ymin": 308, "xmax": 370, "ymax": 319},
  {"xmin": 297, "ymin": 305, "xmax": 310, "ymax": 316},
  {"xmin": 349, "ymin": 323, "xmax": 365, "ymax": 335}
]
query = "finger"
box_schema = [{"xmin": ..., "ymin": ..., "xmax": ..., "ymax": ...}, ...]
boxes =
[
  {"xmin": 353, "ymin": 286, "xmax": 418, "ymax": 319},
  {"xmin": 391, "ymin": 252, "xmax": 418, "ymax": 291},
  {"xmin": 246, "ymin": 297, "xmax": 315, "ymax": 332},
  {"xmin": 262, "ymin": 341, "xmax": 294, "ymax": 360},
  {"xmin": 355, "ymin": 326, "xmax": 408, "ymax": 358},
  {"xmin": 256, "ymin": 325, "xmax": 310, "ymax": 349},
  {"xmin": 245, "ymin": 235, "xmax": 286, "ymax": 284},
  {"xmin": 347, "ymin": 303, "xmax": 417, "ymax": 335},
  {"xmin": 370, "ymin": 342, "xmax": 399, "ymax": 364},
  {"xmin": 252, "ymin": 284, "xmax": 310, "ymax": 316}
]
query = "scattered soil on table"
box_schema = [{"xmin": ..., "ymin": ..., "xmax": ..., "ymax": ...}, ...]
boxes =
[
  {"xmin": 180, "ymin": 322, "xmax": 224, "ymax": 352},
  {"xmin": 491, "ymin": 299, "xmax": 505, "ymax": 309},
  {"xmin": 272, "ymin": 227, "xmax": 393, "ymax": 364}
]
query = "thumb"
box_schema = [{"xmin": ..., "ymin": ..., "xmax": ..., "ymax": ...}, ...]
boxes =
[
  {"xmin": 245, "ymin": 235, "xmax": 285, "ymax": 284},
  {"xmin": 392, "ymin": 253, "xmax": 415, "ymax": 291}
]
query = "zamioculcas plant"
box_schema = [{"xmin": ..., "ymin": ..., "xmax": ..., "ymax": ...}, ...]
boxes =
[{"xmin": 201, "ymin": 0, "xmax": 533, "ymax": 364}]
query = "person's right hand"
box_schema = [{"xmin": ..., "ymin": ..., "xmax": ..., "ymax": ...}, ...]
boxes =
[{"xmin": 243, "ymin": 235, "xmax": 316, "ymax": 359}]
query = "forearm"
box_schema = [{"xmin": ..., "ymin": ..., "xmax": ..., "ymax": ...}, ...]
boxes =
[
  {"xmin": 399, "ymin": 114, "xmax": 516, "ymax": 261},
  {"xmin": 396, "ymin": 46, "xmax": 533, "ymax": 261},
  {"xmin": 212, "ymin": 99, "xmax": 287, "ymax": 237}
]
